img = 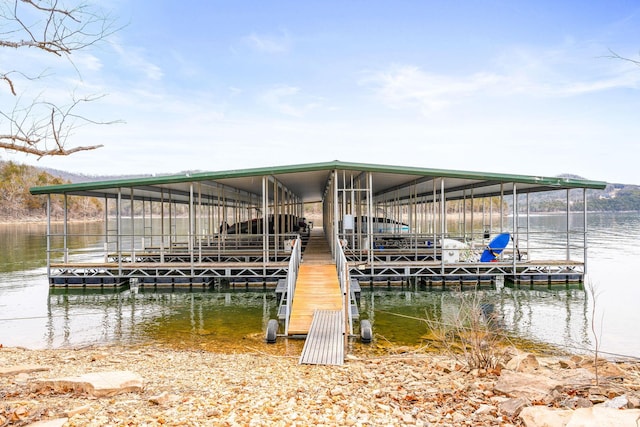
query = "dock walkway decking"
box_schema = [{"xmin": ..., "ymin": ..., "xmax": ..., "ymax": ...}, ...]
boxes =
[
  {"xmin": 287, "ymin": 229, "xmax": 345, "ymax": 365},
  {"xmin": 299, "ymin": 310, "xmax": 344, "ymax": 365},
  {"xmin": 287, "ymin": 230, "xmax": 343, "ymax": 335}
]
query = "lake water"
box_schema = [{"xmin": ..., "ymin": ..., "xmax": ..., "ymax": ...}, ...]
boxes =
[{"xmin": 1, "ymin": 212, "xmax": 638, "ymax": 359}]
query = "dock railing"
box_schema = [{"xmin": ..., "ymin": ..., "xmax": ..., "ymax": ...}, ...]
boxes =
[
  {"xmin": 283, "ymin": 237, "xmax": 302, "ymax": 335},
  {"xmin": 335, "ymin": 240, "xmax": 353, "ymax": 339}
]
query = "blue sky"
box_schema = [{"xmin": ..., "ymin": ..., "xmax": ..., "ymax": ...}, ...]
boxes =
[{"xmin": 3, "ymin": 0, "xmax": 640, "ymax": 183}]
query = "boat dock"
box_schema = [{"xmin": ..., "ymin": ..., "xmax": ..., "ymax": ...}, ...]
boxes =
[
  {"xmin": 32, "ymin": 161, "xmax": 606, "ymax": 291},
  {"xmin": 30, "ymin": 161, "xmax": 608, "ymax": 363}
]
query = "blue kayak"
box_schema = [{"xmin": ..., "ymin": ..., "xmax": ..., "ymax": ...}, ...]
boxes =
[{"xmin": 480, "ymin": 233, "xmax": 511, "ymax": 262}]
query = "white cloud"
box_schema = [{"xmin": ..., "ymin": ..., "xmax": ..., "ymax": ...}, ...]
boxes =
[
  {"xmin": 362, "ymin": 66, "xmax": 504, "ymax": 113},
  {"xmin": 243, "ymin": 31, "xmax": 291, "ymax": 54},
  {"xmin": 110, "ymin": 39, "xmax": 163, "ymax": 81},
  {"xmin": 73, "ymin": 53, "xmax": 104, "ymax": 72},
  {"xmin": 259, "ymin": 85, "xmax": 322, "ymax": 117},
  {"xmin": 363, "ymin": 46, "xmax": 640, "ymax": 114},
  {"xmin": 495, "ymin": 43, "xmax": 640, "ymax": 96}
]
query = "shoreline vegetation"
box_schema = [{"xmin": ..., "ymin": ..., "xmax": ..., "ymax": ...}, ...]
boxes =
[{"xmin": 1, "ymin": 342, "xmax": 639, "ymax": 426}]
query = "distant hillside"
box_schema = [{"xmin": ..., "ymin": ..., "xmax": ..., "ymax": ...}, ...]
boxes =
[
  {"xmin": 38, "ymin": 167, "xmax": 153, "ymax": 183},
  {"xmin": 37, "ymin": 167, "xmax": 205, "ymax": 184},
  {"xmin": 521, "ymin": 175, "xmax": 640, "ymax": 212},
  {"xmin": 0, "ymin": 161, "xmax": 103, "ymax": 221}
]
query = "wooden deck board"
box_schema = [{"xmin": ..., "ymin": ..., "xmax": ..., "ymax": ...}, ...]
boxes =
[
  {"xmin": 299, "ymin": 310, "xmax": 344, "ymax": 365},
  {"xmin": 288, "ymin": 264, "xmax": 342, "ymax": 334},
  {"xmin": 287, "ymin": 229, "xmax": 343, "ymax": 335}
]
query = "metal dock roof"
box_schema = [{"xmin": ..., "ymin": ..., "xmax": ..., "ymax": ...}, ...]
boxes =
[{"xmin": 30, "ymin": 160, "xmax": 607, "ymax": 204}]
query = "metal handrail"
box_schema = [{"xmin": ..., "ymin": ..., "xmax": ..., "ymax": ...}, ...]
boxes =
[
  {"xmin": 335, "ymin": 239, "xmax": 353, "ymax": 337},
  {"xmin": 283, "ymin": 237, "xmax": 301, "ymax": 335}
]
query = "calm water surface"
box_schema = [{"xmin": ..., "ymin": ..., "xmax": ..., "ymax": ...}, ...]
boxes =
[{"xmin": 1, "ymin": 212, "xmax": 638, "ymax": 358}]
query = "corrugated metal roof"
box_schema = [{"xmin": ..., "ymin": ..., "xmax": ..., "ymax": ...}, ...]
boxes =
[{"xmin": 29, "ymin": 160, "xmax": 607, "ymax": 204}]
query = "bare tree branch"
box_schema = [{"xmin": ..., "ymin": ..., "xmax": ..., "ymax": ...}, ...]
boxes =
[
  {"xmin": 1, "ymin": 73, "xmax": 17, "ymax": 95},
  {"xmin": 0, "ymin": 139, "xmax": 103, "ymax": 157},
  {"xmin": 605, "ymin": 48, "xmax": 640, "ymax": 67},
  {"xmin": 1, "ymin": 0, "xmax": 121, "ymax": 158}
]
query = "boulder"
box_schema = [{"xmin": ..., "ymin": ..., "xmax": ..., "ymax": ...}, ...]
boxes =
[
  {"xmin": 64, "ymin": 404, "xmax": 92, "ymax": 417},
  {"xmin": 560, "ymin": 397, "xmax": 592, "ymax": 409},
  {"xmin": 603, "ymin": 395, "xmax": 629, "ymax": 409},
  {"xmin": 499, "ymin": 397, "xmax": 529, "ymax": 418},
  {"xmin": 520, "ymin": 406, "xmax": 573, "ymax": 427},
  {"xmin": 559, "ymin": 359, "xmax": 577, "ymax": 369},
  {"xmin": 566, "ymin": 407, "xmax": 640, "ymax": 427},
  {"xmin": 505, "ymin": 353, "xmax": 540, "ymax": 372},
  {"xmin": 25, "ymin": 419, "xmax": 68, "ymax": 427},
  {"xmin": 33, "ymin": 371, "xmax": 143, "ymax": 398},
  {"xmin": 495, "ymin": 371, "xmax": 562, "ymax": 403},
  {"xmin": 0, "ymin": 365, "xmax": 49, "ymax": 377},
  {"xmin": 553, "ymin": 368, "xmax": 595, "ymax": 388},
  {"xmin": 474, "ymin": 404, "xmax": 495, "ymax": 415},
  {"xmin": 627, "ymin": 393, "xmax": 640, "ymax": 408},
  {"xmin": 520, "ymin": 405, "xmax": 640, "ymax": 427}
]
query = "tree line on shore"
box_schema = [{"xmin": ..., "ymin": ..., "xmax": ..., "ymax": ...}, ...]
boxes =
[{"xmin": 0, "ymin": 161, "xmax": 103, "ymax": 221}]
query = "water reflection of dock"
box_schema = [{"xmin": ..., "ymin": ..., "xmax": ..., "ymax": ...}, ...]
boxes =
[
  {"xmin": 355, "ymin": 288, "xmax": 589, "ymax": 351},
  {"xmin": 42, "ymin": 281, "xmax": 590, "ymax": 356},
  {"xmin": 45, "ymin": 289, "xmax": 279, "ymax": 349}
]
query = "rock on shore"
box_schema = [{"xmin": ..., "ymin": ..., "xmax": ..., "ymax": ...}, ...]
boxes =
[{"xmin": 1, "ymin": 345, "xmax": 639, "ymax": 426}]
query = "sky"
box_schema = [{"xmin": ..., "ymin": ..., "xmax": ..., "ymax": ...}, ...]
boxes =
[{"xmin": 2, "ymin": 0, "xmax": 640, "ymax": 184}]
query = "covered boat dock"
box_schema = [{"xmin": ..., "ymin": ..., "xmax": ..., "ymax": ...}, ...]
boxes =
[
  {"xmin": 30, "ymin": 161, "xmax": 606, "ymax": 361},
  {"xmin": 30, "ymin": 160, "xmax": 607, "ymax": 288}
]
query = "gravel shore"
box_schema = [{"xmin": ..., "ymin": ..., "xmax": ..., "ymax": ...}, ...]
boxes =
[{"xmin": 2, "ymin": 344, "xmax": 639, "ymax": 426}]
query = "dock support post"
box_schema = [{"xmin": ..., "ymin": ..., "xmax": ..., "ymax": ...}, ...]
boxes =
[
  {"xmin": 46, "ymin": 194, "xmax": 51, "ymax": 278},
  {"xmin": 63, "ymin": 194, "xmax": 68, "ymax": 263}
]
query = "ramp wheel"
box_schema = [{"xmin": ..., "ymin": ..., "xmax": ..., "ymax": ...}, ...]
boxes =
[
  {"xmin": 266, "ymin": 319, "xmax": 279, "ymax": 343},
  {"xmin": 360, "ymin": 319, "xmax": 373, "ymax": 343}
]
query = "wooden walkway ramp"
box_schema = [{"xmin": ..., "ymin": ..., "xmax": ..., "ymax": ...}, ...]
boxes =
[
  {"xmin": 288, "ymin": 230, "xmax": 342, "ymax": 335},
  {"xmin": 289, "ymin": 230, "xmax": 344, "ymax": 365},
  {"xmin": 288, "ymin": 263, "xmax": 342, "ymax": 335}
]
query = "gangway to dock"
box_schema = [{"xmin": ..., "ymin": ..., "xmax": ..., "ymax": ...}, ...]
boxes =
[
  {"xmin": 299, "ymin": 309, "xmax": 344, "ymax": 365},
  {"xmin": 278, "ymin": 229, "xmax": 346, "ymax": 365},
  {"xmin": 287, "ymin": 230, "xmax": 342, "ymax": 335}
]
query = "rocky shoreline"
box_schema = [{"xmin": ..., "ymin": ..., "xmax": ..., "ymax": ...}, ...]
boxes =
[{"xmin": 1, "ymin": 344, "xmax": 640, "ymax": 426}]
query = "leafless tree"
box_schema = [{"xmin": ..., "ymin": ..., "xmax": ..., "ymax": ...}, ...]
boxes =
[{"xmin": 1, "ymin": 0, "xmax": 119, "ymax": 158}]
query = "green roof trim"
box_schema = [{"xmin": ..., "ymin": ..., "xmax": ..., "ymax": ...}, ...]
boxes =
[{"xmin": 30, "ymin": 160, "xmax": 607, "ymax": 195}]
